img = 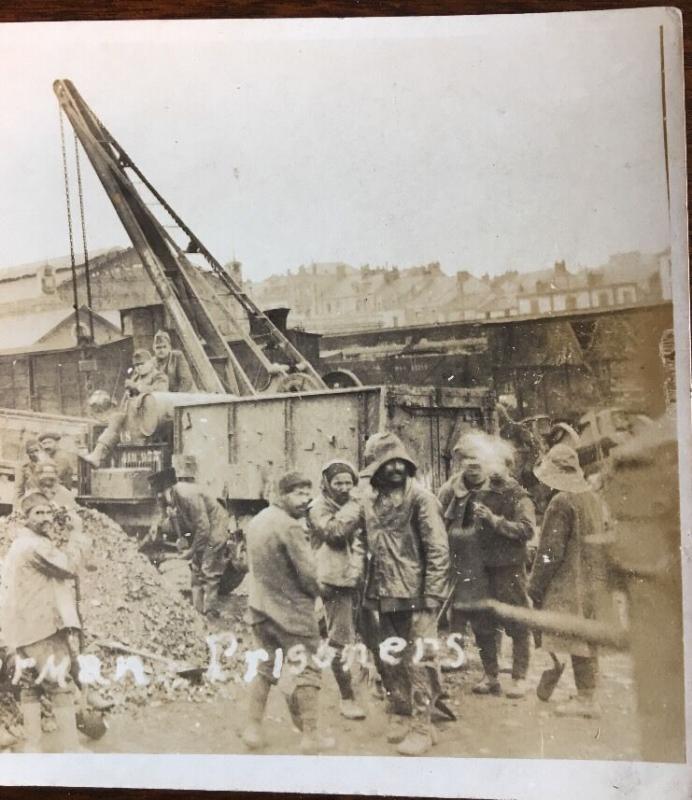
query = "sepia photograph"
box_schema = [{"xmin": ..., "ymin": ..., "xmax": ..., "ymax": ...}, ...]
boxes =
[{"xmin": 0, "ymin": 7, "xmax": 689, "ymax": 798}]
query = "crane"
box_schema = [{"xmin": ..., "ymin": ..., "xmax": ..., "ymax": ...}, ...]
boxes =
[{"xmin": 53, "ymin": 79, "xmax": 327, "ymax": 397}]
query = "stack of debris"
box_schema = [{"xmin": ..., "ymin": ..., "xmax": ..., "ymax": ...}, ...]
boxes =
[{"xmin": 0, "ymin": 507, "xmax": 248, "ymax": 718}]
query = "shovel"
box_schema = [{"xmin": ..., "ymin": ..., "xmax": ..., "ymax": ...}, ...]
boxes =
[
  {"xmin": 536, "ymin": 652, "xmax": 565, "ymax": 702},
  {"xmin": 94, "ymin": 639, "xmax": 205, "ymax": 682}
]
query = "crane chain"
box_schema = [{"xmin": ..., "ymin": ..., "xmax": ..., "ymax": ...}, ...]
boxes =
[{"xmin": 59, "ymin": 108, "xmax": 82, "ymax": 341}]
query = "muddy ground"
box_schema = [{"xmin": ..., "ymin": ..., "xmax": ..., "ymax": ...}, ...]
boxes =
[{"xmin": 77, "ymin": 592, "xmax": 641, "ymax": 760}]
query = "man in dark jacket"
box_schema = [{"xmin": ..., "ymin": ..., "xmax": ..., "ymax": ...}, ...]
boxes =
[
  {"xmin": 241, "ymin": 471, "xmax": 334, "ymax": 755},
  {"xmin": 148, "ymin": 467, "xmax": 229, "ymax": 617},
  {"xmin": 152, "ymin": 330, "xmax": 196, "ymax": 393},
  {"xmin": 360, "ymin": 432, "xmax": 450, "ymax": 757},
  {"xmin": 438, "ymin": 431, "xmax": 536, "ymax": 699}
]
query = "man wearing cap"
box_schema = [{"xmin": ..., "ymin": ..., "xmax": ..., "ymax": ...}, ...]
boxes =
[
  {"xmin": 13, "ymin": 438, "xmax": 42, "ymax": 504},
  {"xmin": 529, "ymin": 444, "xmax": 612, "ymax": 718},
  {"xmin": 0, "ymin": 492, "xmax": 84, "ymax": 752},
  {"xmin": 37, "ymin": 432, "xmax": 74, "ymax": 491},
  {"xmin": 80, "ymin": 350, "xmax": 168, "ymax": 468},
  {"xmin": 308, "ymin": 459, "xmax": 367, "ymax": 721},
  {"xmin": 360, "ymin": 432, "xmax": 449, "ymax": 756},
  {"xmin": 152, "ymin": 330, "xmax": 196, "ymax": 393},
  {"xmin": 148, "ymin": 467, "xmax": 229, "ymax": 617},
  {"xmin": 242, "ymin": 471, "xmax": 334, "ymax": 755}
]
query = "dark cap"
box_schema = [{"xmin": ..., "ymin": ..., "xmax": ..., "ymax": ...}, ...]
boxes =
[
  {"xmin": 148, "ymin": 466, "xmax": 178, "ymax": 493},
  {"xmin": 277, "ymin": 471, "xmax": 312, "ymax": 495}
]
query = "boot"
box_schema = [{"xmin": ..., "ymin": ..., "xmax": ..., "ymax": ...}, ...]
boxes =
[
  {"xmin": 240, "ymin": 673, "xmax": 272, "ymax": 750},
  {"xmin": 505, "ymin": 678, "xmax": 527, "ymax": 699},
  {"xmin": 293, "ymin": 686, "xmax": 336, "ymax": 754},
  {"xmin": 472, "ymin": 675, "xmax": 502, "ymax": 696},
  {"xmin": 339, "ymin": 699, "xmax": 366, "ymax": 720},
  {"xmin": 396, "ymin": 718, "xmax": 437, "ymax": 757},
  {"xmin": 332, "ymin": 653, "xmax": 366, "ymax": 720},
  {"xmin": 555, "ymin": 694, "xmax": 602, "ymax": 719},
  {"xmin": 79, "ymin": 442, "xmax": 109, "ymax": 469},
  {"xmin": 240, "ymin": 674, "xmax": 272, "ymax": 750},
  {"xmin": 385, "ymin": 714, "xmax": 410, "ymax": 744},
  {"xmin": 203, "ymin": 583, "xmax": 221, "ymax": 618},
  {"xmin": 53, "ymin": 700, "xmax": 86, "ymax": 753},
  {"xmin": 19, "ymin": 701, "xmax": 43, "ymax": 753},
  {"xmin": 191, "ymin": 586, "xmax": 205, "ymax": 614}
]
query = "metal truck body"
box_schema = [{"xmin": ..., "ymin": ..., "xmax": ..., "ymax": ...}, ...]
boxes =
[{"xmin": 78, "ymin": 384, "xmax": 496, "ymax": 530}]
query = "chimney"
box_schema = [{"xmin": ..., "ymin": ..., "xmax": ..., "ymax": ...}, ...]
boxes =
[
  {"xmin": 456, "ymin": 270, "xmax": 470, "ymax": 294},
  {"xmin": 226, "ymin": 260, "xmax": 243, "ymax": 286}
]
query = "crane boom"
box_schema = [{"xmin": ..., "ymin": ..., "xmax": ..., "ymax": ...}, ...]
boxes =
[{"xmin": 53, "ymin": 79, "xmax": 327, "ymax": 395}]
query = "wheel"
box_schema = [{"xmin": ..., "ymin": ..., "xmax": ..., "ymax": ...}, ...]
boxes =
[
  {"xmin": 321, "ymin": 369, "xmax": 363, "ymax": 389},
  {"xmin": 268, "ymin": 372, "xmax": 324, "ymax": 393}
]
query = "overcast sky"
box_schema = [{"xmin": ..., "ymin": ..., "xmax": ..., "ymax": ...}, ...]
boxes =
[{"xmin": 0, "ymin": 11, "xmax": 677, "ymax": 281}]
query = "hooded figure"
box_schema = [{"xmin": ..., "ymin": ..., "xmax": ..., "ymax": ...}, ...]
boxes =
[
  {"xmin": 529, "ymin": 444, "xmax": 613, "ymax": 719},
  {"xmin": 360, "ymin": 432, "xmax": 449, "ymax": 757},
  {"xmin": 307, "ymin": 460, "xmax": 367, "ymax": 721}
]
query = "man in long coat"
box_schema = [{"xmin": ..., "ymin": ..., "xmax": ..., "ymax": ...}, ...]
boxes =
[
  {"xmin": 361, "ymin": 432, "xmax": 450, "ymax": 756},
  {"xmin": 529, "ymin": 444, "xmax": 612, "ymax": 718},
  {"xmin": 0, "ymin": 492, "xmax": 84, "ymax": 752}
]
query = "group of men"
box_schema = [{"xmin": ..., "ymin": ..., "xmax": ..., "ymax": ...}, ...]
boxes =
[
  {"xmin": 2, "ymin": 332, "xmax": 611, "ymax": 755},
  {"xmin": 231, "ymin": 420, "xmax": 611, "ymax": 757}
]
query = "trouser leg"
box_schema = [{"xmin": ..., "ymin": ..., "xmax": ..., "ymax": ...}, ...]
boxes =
[
  {"xmin": 510, "ymin": 630, "xmax": 531, "ymax": 680},
  {"xmin": 490, "ymin": 565, "xmax": 531, "ymax": 680},
  {"xmin": 379, "ymin": 611, "xmax": 412, "ymax": 716},
  {"xmin": 572, "ymin": 655, "xmax": 598, "ymax": 698},
  {"xmin": 471, "ymin": 612, "xmax": 499, "ymax": 678},
  {"xmin": 201, "ymin": 541, "xmax": 228, "ymax": 616},
  {"xmin": 408, "ymin": 610, "xmax": 440, "ymax": 729},
  {"xmin": 85, "ymin": 409, "xmax": 127, "ymax": 466},
  {"xmin": 357, "ymin": 606, "xmax": 385, "ymax": 677},
  {"xmin": 51, "ymin": 692, "xmax": 81, "ymax": 752},
  {"xmin": 330, "ymin": 645, "xmax": 354, "ymax": 701}
]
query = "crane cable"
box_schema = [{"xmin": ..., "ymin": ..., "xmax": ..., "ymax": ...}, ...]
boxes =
[
  {"xmin": 58, "ymin": 107, "xmax": 82, "ymax": 345},
  {"xmin": 74, "ymin": 132, "xmax": 95, "ymax": 341}
]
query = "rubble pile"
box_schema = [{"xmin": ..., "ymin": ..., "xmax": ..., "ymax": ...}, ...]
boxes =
[{"xmin": 0, "ymin": 508, "xmax": 247, "ymax": 716}]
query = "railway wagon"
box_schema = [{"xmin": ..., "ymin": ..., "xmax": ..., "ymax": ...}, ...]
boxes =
[{"xmin": 78, "ymin": 384, "xmax": 496, "ymax": 531}]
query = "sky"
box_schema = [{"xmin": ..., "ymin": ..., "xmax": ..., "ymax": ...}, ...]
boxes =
[{"xmin": 0, "ymin": 11, "xmax": 678, "ymax": 282}]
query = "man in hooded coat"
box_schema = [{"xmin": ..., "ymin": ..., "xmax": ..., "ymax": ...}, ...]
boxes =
[{"xmin": 360, "ymin": 432, "xmax": 450, "ymax": 756}]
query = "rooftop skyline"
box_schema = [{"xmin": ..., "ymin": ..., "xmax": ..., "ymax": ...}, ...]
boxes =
[{"xmin": 0, "ymin": 12, "xmax": 674, "ymax": 282}]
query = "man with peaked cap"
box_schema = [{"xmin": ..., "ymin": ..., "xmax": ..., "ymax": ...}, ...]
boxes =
[
  {"xmin": 13, "ymin": 438, "xmax": 42, "ymax": 505},
  {"xmin": 37, "ymin": 431, "xmax": 74, "ymax": 491},
  {"xmin": 0, "ymin": 492, "xmax": 84, "ymax": 752},
  {"xmin": 147, "ymin": 467, "xmax": 229, "ymax": 617},
  {"xmin": 242, "ymin": 471, "xmax": 335, "ymax": 755},
  {"xmin": 360, "ymin": 432, "xmax": 450, "ymax": 756},
  {"xmin": 152, "ymin": 330, "xmax": 196, "ymax": 393},
  {"xmin": 80, "ymin": 349, "xmax": 169, "ymax": 468},
  {"xmin": 308, "ymin": 459, "xmax": 367, "ymax": 721}
]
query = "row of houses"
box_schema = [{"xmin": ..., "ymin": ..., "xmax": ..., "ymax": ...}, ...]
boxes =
[{"xmin": 248, "ymin": 250, "xmax": 671, "ymax": 333}]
